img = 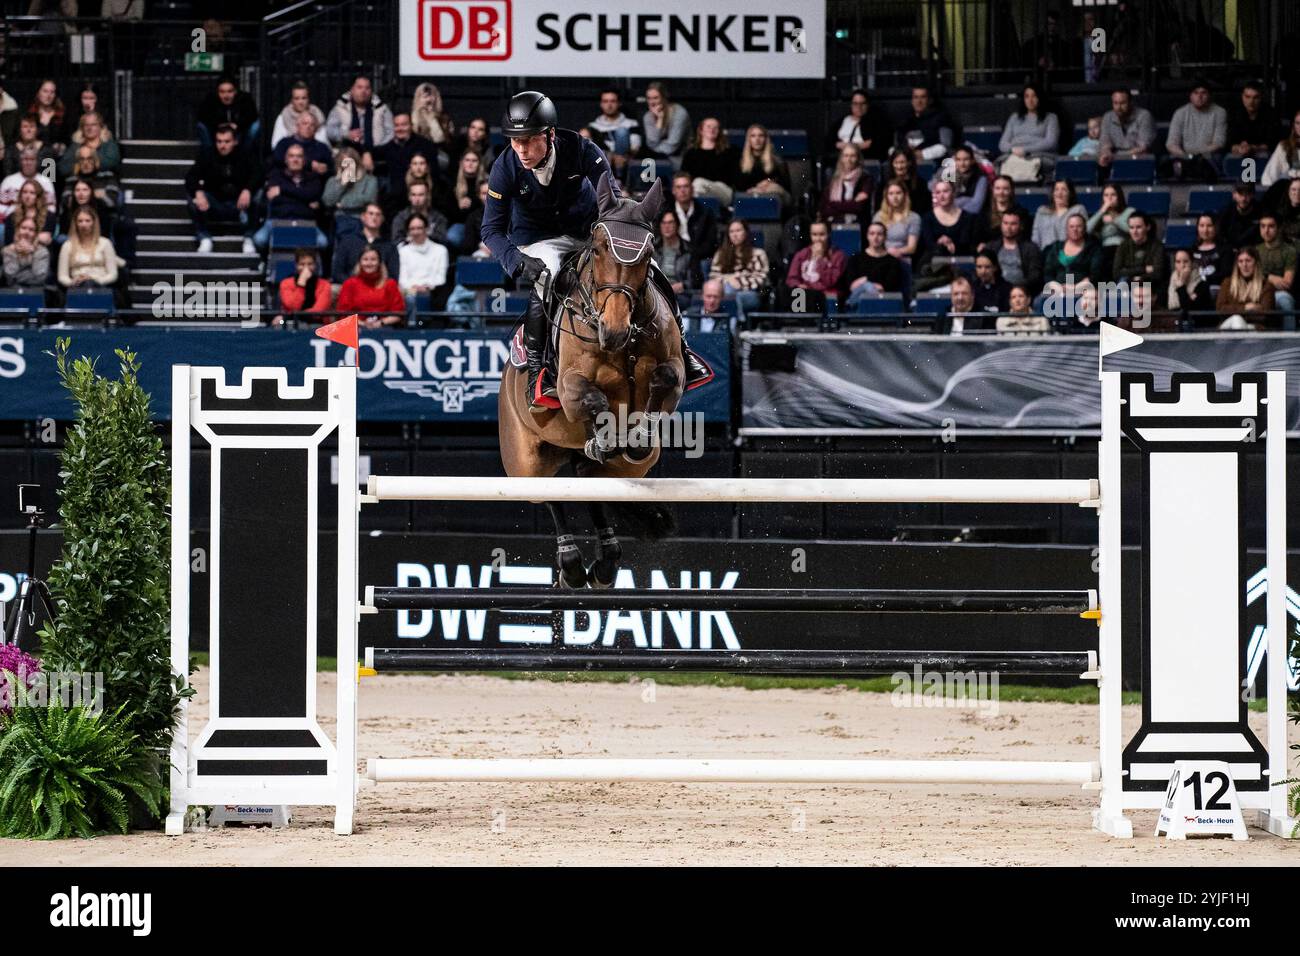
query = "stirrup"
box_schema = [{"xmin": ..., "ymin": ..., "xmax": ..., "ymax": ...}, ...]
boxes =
[{"xmin": 527, "ymin": 365, "xmax": 560, "ymax": 411}]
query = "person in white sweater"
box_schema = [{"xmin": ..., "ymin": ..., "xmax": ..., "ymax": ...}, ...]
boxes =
[
  {"xmin": 996, "ymin": 85, "xmax": 1060, "ymax": 180},
  {"xmin": 1261, "ymin": 110, "xmax": 1300, "ymax": 189},
  {"xmin": 57, "ymin": 206, "xmax": 119, "ymax": 290},
  {"xmin": 641, "ymin": 81, "xmax": 691, "ymax": 162},
  {"xmin": 397, "ymin": 213, "xmax": 449, "ymax": 315},
  {"xmin": 270, "ymin": 82, "xmax": 329, "ymax": 148}
]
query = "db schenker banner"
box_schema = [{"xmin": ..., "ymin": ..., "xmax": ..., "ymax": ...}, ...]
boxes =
[{"xmin": 399, "ymin": 0, "xmax": 825, "ymax": 78}]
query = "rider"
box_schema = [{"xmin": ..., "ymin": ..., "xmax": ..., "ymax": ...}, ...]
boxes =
[{"xmin": 481, "ymin": 90, "xmax": 711, "ymax": 410}]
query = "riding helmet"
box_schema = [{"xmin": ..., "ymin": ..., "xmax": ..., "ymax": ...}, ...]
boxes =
[{"xmin": 502, "ymin": 91, "xmax": 558, "ymax": 138}]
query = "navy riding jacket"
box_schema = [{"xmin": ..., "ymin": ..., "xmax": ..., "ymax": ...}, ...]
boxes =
[{"xmin": 481, "ymin": 128, "xmax": 621, "ymax": 278}]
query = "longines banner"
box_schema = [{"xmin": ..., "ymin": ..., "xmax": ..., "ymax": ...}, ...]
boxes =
[
  {"xmin": 0, "ymin": 328, "xmax": 730, "ymax": 422},
  {"xmin": 742, "ymin": 332, "xmax": 1300, "ymax": 434},
  {"xmin": 398, "ymin": 0, "xmax": 825, "ymax": 78}
]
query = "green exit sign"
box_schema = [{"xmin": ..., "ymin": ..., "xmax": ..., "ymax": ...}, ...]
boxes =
[{"xmin": 185, "ymin": 52, "xmax": 224, "ymax": 72}]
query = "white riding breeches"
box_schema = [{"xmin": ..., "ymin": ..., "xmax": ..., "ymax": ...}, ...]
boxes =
[{"xmin": 518, "ymin": 236, "xmax": 585, "ymax": 298}]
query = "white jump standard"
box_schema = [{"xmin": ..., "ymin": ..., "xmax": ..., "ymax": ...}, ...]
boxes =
[{"xmin": 165, "ymin": 352, "xmax": 1295, "ymax": 839}]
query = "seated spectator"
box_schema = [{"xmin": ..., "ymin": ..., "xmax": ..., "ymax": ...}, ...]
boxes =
[
  {"xmin": 946, "ymin": 274, "xmax": 986, "ymax": 329},
  {"xmin": 63, "ymin": 145, "xmax": 121, "ymax": 209},
  {"xmin": 819, "ymin": 144, "xmax": 873, "ymax": 226},
  {"xmin": 57, "ymin": 113, "xmax": 119, "ymax": 178},
  {"xmin": 979, "ymin": 209, "xmax": 1043, "ymax": 295},
  {"xmin": 59, "ymin": 179, "xmax": 113, "ymax": 243},
  {"xmin": 1261, "ymin": 111, "xmax": 1300, "ymax": 189},
  {"xmin": 1067, "ymin": 116, "xmax": 1102, "ymax": 159},
  {"xmin": 326, "ymin": 75, "xmax": 394, "ymax": 163},
  {"xmin": 2, "ymin": 116, "xmax": 53, "ymax": 176},
  {"xmin": 373, "ymin": 112, "xmax": 438, "ymax": 202},
  {"xmin": 839, "ymin": 221, "xmax": 903, "ymax": 306},
  {"xmin": 1190, "ymin": 214, "xmax": 1232, "ymax": 285},
  {"xmin": 1098, "ymin": 89, "xmax": 1156, "ymax": 168},
  {"xmin": 448, "ymin": 150, "xmax": 487, "ymax": 250},
  {"xmin": 732, "ymin": 125, "xmax": 792, "ymax": 215},
  {"xmin": 26, "ymin": 80, "xmax": 66, "ymax": 154},
  {"xmin": 980, "ymin": 175, "xmax": 1029, "ymax": 244},
  {"xmin": 323, "ymin": 146, "xmax": 378, "ymax": 238},
  {"xmin": 710, "ymin": 218, "xmax": 769, "ymax": 323},
  {"xmin": 997, "ymin": 84, "xmax": 1060, "ymax": 182},
  {"xmin": 872, "ymin": 178, "xmax": 922, "ymax": 260},
  {"xmin": 0, "ymin": 78, "xmax": 20, "ymax": 153},
  {"xmin": 460, "ymin": 180, "xmax": 491, "ymax": 259},
  {"xmin": 1227, "ymin": 82, "xmax": 1277, "ymax": 162},
  {"xmin": 8, "ymin": 180, "xmax": 53, "ymax": 247},
  {"xmin": 834, "ymin": 88, "xmax": 892, "ymax": 163},
  {"xmin": 971, "ymin": 251, "xmax": 1011, "ymax": 313},
  {"xmin": 1166, "ymin": 248, "xmax": 1215, "ymax": 323},
  {"xmin": 671, "ymin": 171, "xmax": 718, "ymax": 258},
  {"xmin": 271, "ymin": 82, "xmax": 329, "ymax": 148},
  {"xmin": 410, "ymin": 82, "xmax": 456, "ymax": 172},
  {"xmin": 1255, "ymin": 213, "xmax": 1296, "ymax": 317},
  {"xmin": 785, "ymin": 220, "xmax": 846, "ymax": 303},
  {"xmin": 1006, "ymin": 284, "xmax": 1034, "ymax": 316},
  {"xmin": 1275, "ymin": 179, "xmax": 1300, "ymax": 243},
  {"xmin": 336, "ymin": 245, "xmax": 405, "ymax": 326},
  {"xmin": 252, "ymin": 142, "xmax": 328, "ymax": 252},
  {"xmin": 1112, "ymin": 212, "xmax": 1167, "ymax": 293},
  {"xmin": 1087, "ymin": 184, "xmax": 1135, "ymax": 250},
  {"xmin": 1042, "ymin": 213, "xmax": 1105, "ymax": 289},
  {"xmin": 873, "ymin": 149, "xmax": 931, "ymax": 215},
  {"xmin": 896, "ymin": 86, "xmax": 957, "ymax": 162},
  {"xmin": 1216, "ymin": 246, "xmax": 1276, "ymax": 324},
  {"xmin": 271, "ymin": 111, "xmax": 333, "ymax": 177},
  {"xmin": 68, "ymin": 86, "xmax": 113, "ymax": 146},
  {"xmin": 397, "ymin": 213, "xmax": 451, "ymax": 313},
  {"xmin": 2, "ymin": 217, "xmax": 50, "ymax": 288},
  {"xmin": 0, "ymin": 148, "xmax": 57, "ymax": 232},
  {"xmin": 390, "ymin": 181, "xmax": 449, "ymax": 247},
  {"xmin": 943, "ymin": 146, "xmax": 988, "ymax": 216},
  {"xmin": 333, "ymin": 202, "xmax": 400, "ymax": 282},
  {"xmin": 641, "ymin": 82, "xmax": 690, "ymax": 162},
  {"xmin": 57, "ymin": 206, "xmax": 118, "ymax": 291},
  {"xmin": 451, "ymin": 116, "xmax": 497, "ymax": 174},
  {"xmin": 589, "ymin": 89, "xmax": 642, "ymax": 181},
  {"xmin": 921, "ymin": 180, "xmax": 979, "ymax": 256},
  {"xmin": 391, "ymin": 151, "xmax": 452, "ymax": 223},
  {"xmin": 196, "ymin": 76, "xmax": 259, "ymax": 152},
  {"xmin": 274, "ymin": 248, "xmax": 332, "ymax": 324},
  {"xmin": 186, "ymin": 124, "xmax": 261, "ymax": 255},
  {"xmin": 1031, "ymin": 179, "xmax": 1087, "ymax": 250},
  {"xmin": 681, "ymin": 117, "xmax": 735, "ymax": 204},
  {"xmin": 1218, "ymin": 182, "xmax": 1264, "ymax": 250},
  {"xmin": 653, "ymin": 208, "xmax": 700, "ymax": 302},
  {"xmin": 1162, "ymin": 81, "xmax": 1227, "ymax": 183}
]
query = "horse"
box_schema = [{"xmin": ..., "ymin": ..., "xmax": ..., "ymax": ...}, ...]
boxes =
[{"xmin": 498, "ymin": 177, "xmax": 683, "ymax": 589}]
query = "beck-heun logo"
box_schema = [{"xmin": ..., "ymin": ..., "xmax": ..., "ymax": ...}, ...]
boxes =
[{"xmin": 419, "ymin": 0, "xmax": 510, "ymax": 60}]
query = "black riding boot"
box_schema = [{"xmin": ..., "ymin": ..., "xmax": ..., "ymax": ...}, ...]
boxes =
[
  {"xmin": 648, "ymin": 263, "xmax": 712, "ymax": 388},
  {"xmin": 524, "ymin": 287, "xmax": 557, "ymax": 410}
]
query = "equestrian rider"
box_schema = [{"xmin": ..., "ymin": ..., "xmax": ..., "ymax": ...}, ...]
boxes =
[{"xmin": 481, "ymin": 90, "xmax": 710, "ymax": 410}]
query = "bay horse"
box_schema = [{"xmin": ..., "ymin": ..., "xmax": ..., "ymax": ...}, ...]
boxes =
[{"xmin": 498, "ymin": 177, "xmax": 683, "ymax": 589}]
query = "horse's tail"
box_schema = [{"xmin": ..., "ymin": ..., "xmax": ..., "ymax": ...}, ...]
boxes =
[{"xmin": 604, "ymin": 500, "xmax": 676, "ymax": 540}]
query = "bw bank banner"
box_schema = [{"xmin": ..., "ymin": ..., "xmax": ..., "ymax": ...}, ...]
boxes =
[
  {"xmin": 399, "ymin": 0, "xmax": 825, "ymax": 78},
  {"xmin": 0, "ymin": 328, "xmax": 731, "ymax": 422}
]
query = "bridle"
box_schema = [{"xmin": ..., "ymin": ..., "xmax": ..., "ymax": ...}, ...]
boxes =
[{"xmin": 557, "ymin": 217, "xmax": 656, "ymax": 344}]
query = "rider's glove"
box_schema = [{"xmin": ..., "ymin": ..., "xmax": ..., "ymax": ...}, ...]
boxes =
[{"xmin": 516, "ymin": 255, "xmax": 548, "ymax": 285}]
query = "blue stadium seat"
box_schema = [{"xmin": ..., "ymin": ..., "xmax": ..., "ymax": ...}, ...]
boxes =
[
  {"xmin": 1128, "ymin": 189, "xmax": 1171, "ymax": 217},
  {"xmin": 932, "ymin": 255, "xmax": 976, "ymax": 277},
  {"xmin": 64, "ymin": 288, "xmax": 115, "ymax": 315},
  {"xmin": 1164, "ymin": 222, "xmax": 1196, "ymax": 249},
  {"xmin": 917, "ymin": 162, "xmax": 937, "ymax": 182},
  {"xmin": 748, "ymin": 228, "xmax": 765, "ymax": 249},
  {"xmin": 455, "ymin": 258, "xmax": 506, "ymax": 287},
  {"xmin": 965, "ymin": 127, "xmax": 1001, "ymax": 153},
  {"xmin": 1220, "ymin": 155, "xmax": 1251, "ymax": 183},
  {"xmin": 830, "ymin": 227, "xmax": 861, "ymax": 255},
  {"xmin": 852, "ymin": 293, "xmax": 905, "ymax": 315},
  {"xmin": 1056, "ymin": 159, "xmax": 1098, "ymax": 186},
  {"xmin": 733, "ymin": 195, "xmax": 780, "ymax": 221},
  {"xmin": 268, "ymin": 224, "xmax": 319, "ymax": 250},
  {"xmin": 1019, "ymin": 191, "xmax": 1051, "ymax": 216},
  {"xmin": 911, "ymin": 295, "xmax": 948, "ymax": 316},
  {"xmin": 725, "ymin": 129, "xmax": 746, "ymax": 148},
  {"xmin": 694, "ymin": 195, "xmax": 722, "ymax": 214},
  {"xmin": 1076, "ymin": 188, "xmax": 1104, "ymax": 214},
  {"xmin": 267, "ymin": 253, "xmax": 299, "ymax": 284},
  {"xmin": 1108, "ymin": 157, "xmax": 1155, "ymax": 184},
  {"xmin": 1186, "ymin": 189, "xmax": 1233, "ymax": 215},
  {"xmin": 770, "ymin": 131, "xmax": 809, "ymax": 157},
  {"xmin": 0, "ymin": 288, "xmax": 43, "ymax": 317}
]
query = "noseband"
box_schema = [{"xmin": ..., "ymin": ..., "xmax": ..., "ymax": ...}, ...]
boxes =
[{"xmin": 559, "ymin": 217, "xmax": 655, "ymax": 341}]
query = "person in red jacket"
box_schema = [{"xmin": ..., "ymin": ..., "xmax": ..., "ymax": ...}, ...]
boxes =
[
  {"xmin": 336, "ymin": 245, "xmax": 404, "ymax": 326},
  {"xmin": 272, "ymin": 248, "xmax": 332, "ymax": 326}
]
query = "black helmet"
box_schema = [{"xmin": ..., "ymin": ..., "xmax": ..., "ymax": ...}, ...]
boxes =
[{"xmin": 502, "ymin": 91, "xmax": 557, "ymax": 138}]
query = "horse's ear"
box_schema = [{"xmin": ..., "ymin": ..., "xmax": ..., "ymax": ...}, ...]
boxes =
[
  {"xmin": 596, "ymin": 174, "xmax": 617, "ymax": 217},
  {"xmin": 637, "ymin": 178, "xmax": 665, "ymax": 223}
]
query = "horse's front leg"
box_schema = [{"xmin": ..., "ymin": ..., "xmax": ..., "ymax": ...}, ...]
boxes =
[
  {"xmin": 623, "ymin": 360, "xmax": 683, "ymax": 463},
  {"xmin": 546, "ymin": 501, "xmax": 588, "ymax": 589},
  {"xmin": 559, "ymin": 368, "xmax": 615, "ymax": 463}
]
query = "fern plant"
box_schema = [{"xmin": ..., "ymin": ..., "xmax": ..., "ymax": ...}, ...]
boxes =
[{"xmin": 0, "ymin": 684, "xmax": 165, "ymax": 839}]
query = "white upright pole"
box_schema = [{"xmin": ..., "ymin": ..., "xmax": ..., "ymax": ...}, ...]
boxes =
[
  {"xmin": 165, "ymin": 366, "xmax": 192, "ymax": 837},
  {"xmin": 334, "ymin": 367, "xmax": 358, "ymax": 836},
  {"xmin": 1263, "ymin": 370, "xmax": 1296, "ymax": 836}
]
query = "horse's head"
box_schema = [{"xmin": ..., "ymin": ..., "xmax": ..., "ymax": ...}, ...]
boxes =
[{"xmin": 588, "ymin": 176, "xmax": 662, "ymax": 352}]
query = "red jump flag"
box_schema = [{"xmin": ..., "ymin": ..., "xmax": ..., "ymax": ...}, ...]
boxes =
[{"xmin": 315, "ymin": 314, "xmax": 359, "ymax": 353}]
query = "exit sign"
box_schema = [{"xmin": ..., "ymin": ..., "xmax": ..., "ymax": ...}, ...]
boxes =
[{"xmin": 185, "ymin": 52, "xmax": 224, "ymax": 72}]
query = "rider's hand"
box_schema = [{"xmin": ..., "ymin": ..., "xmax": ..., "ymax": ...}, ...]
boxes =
[{"xmin": 517, "ymin": 255, "xmax": 548, "ymax": 285}]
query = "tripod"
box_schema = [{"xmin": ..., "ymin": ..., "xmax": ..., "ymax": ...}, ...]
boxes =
[{"xmin": 3, "ymin": 510, "xmax": 54, "ymax": 653}]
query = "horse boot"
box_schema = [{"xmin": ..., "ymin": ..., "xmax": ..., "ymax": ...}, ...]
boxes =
[
  {"xmin": 523, "ymin": 287, "xmax": 558, "ymax": 412},
  {"xmin": 647, "ymin": 263, "xmax": 712, "ymax": 388}
]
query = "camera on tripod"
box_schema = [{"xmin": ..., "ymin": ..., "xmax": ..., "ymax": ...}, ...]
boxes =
[
  {"xmin": 19, "ymin": 483, "xmax": 44, "ymax": 520},
  {"xmin": 3, "ymin": 484, "xmax": 52, "ymax": 651}
]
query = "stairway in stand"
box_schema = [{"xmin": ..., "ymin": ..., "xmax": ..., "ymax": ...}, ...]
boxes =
[{"xmin": 119, "ymin": 139, "xmax": 264, "ymax": 322}]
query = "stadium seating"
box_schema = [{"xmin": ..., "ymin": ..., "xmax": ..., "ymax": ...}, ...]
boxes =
[
  {"xmin": 1019, "ymin": 190, "xmax": 1051, "ymax": 216},
  {"xmin": 64, "ymin": 288, "xmax": 115, "ymax": 315},
  {"xmin": 734, "ymin": 195, "xmax": 781, "ymax": 222},
  {"xmin": 1076, "ymin": 188, "xmax": 1105, "ymax": 214},
  {"xmin": 455, "ymin": 258, "xmax": 507, "ymax": 287},
  {"xmin": 1127, "ymin": 188, "xmax": 1172, "ymax": 217},
  {"xmin": 1108, "ymin": 158, "xmax": 1156, "ymax": 184},
  {"xmin": 1164, "ymin": 221, "xmax": 1196, "ymax": 249},
  {"xmin": 912, "ymin": 293, "xmax": 949, "ymax": 316},
  {"xmin": 1186, "ymin": 188, "xmax": 1234, "ymax": 215},
  {"xmin": 830, "ymin": 226, "xmax": 862, "ymax": 255},
  {"xmin": 965, "ymin": 127, "xmax": 1001, "ymax": 154},
  {"xmin": 1055, "ymin": 159, "xmax": 1098, "ymax": 186},
  {"xmin": 0, "ymin": 288, "xmax": 44, "ymax": 318}
]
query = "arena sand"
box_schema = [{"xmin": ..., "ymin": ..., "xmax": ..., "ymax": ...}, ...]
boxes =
[{"xmin": 1, "ymin": 668, "xmax": 1295, "ymax": 866}]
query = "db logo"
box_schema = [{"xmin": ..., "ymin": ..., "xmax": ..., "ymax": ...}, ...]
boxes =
[{"xmin": 418, "ymin": 0, "xmax": 510, "ymax": 61}]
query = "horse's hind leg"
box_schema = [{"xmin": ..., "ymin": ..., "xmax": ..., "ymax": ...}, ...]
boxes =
[
  {"xmin": 546, "ymin": 502, "xmax": 588, "ymax": 589},
  {"xmin": 585, "ymin": 501, "xmax": 621, "ymax": 589}
]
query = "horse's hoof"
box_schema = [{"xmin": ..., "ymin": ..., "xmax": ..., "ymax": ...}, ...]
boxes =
[
  {"xmin": 557, "ymin": 562, "xmax": 588, "ymax": 589},
  {"xmin": 587, "ymin": 559, "xmax": 617, "ymax": 589}
]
